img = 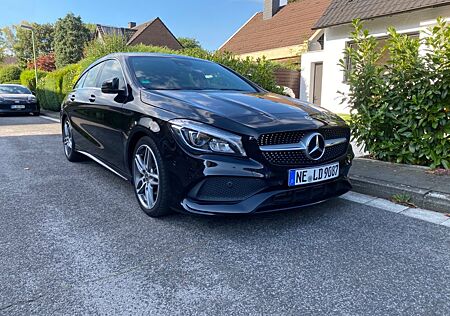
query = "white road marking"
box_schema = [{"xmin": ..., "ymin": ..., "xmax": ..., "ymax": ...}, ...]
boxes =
[
  {"xmin": 340, "ymin": 191, "xmax": 449, "ymax": 227},
  {"xmin": 40, "ymin": 115, "xmax": 60, "ymax": 123}
]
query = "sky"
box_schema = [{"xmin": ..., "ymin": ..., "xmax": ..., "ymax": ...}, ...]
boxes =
[{"xmin": 0, "ymin": 0, "xmax": 288, "ymax": 50}]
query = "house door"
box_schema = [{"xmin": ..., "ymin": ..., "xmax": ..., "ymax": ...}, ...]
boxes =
[{"xmin": 312, "ymin": 62, "xmax": 323, "ymax": 105}]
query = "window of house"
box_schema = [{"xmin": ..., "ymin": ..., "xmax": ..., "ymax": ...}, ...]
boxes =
[{"xmin": 317, "ymin": 34, "xmax": 325, "ymax": 50}]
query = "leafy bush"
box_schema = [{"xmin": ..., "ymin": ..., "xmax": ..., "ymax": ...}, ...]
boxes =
[
  {"xmin": 0, "ymin": 65, "xmax": 22, "ymax": 83},
  {"xmin": 20, "ymin": 69, "xmax": 48, "ymax": 91},
  {"xmin": 342, "ymin": 19, "xmax": 450, "ymax": 169},
  {"xmin": 36, "ymin": 66, "xmax": 75, "ymax": 111},
  {"xmin": 28, "ymin": 53, "xmax": 56, "ymax": 72}
]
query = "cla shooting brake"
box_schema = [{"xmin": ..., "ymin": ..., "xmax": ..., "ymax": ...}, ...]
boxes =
[{"xmin": 61, "ymin": 53, "xmax": 353, "ymax": 217}]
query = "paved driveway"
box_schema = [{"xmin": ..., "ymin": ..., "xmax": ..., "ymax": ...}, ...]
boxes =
[{"xmin": 0, "ymin": 116, "xmax": 449, "ymax": 315}]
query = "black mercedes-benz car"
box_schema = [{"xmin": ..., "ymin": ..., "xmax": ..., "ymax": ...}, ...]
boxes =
[
  {"xmin": 61, "ymin": 53, "xmax": 353, "ymax": 217},
  {"xmin": 0, "ymin": 84, "xmax": 39, "ymax": 115}
]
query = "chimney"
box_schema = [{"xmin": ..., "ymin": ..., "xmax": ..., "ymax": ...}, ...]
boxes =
[
  {"xmin": 128, "ymin": 21, "xmax": 136, "ymax": 28},
  {"xmin": 263, "ymin": 0, "xmax": 280, "ymax": 20}
]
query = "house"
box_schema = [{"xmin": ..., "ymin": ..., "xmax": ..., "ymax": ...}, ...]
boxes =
[
  {"xmin": 0, "ymin": 56, "xmax": 18, "ymax": 65},
  {"xmin": 300, "ymin": 0, "xmax": 450, "ymax": 113},
  {"xmin": 219, "ymin": 0, "xmax": 331, "ymax": 97},
  {"xmin": 94, "ymin": 18, "xmax": 183, "ymax": 50}
]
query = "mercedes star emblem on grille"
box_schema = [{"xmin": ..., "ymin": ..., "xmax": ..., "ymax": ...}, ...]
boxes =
[{"xmin": 305, "ymin": 133, "xmax": 325, "ymax": 160}]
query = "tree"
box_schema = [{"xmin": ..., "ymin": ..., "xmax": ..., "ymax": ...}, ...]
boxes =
[
  {"xmin": 0, "ymin": 32, "xmax": 5, "ymax": 62},
  {"xmin": 0, "ymin": 26, "xmax": 16, "ymax": 55},
  {"xmin": 53, "ymin": 13, "xmax": 90, "ymax": 68},
  {"xmin": 177, "ymin": 37, "xmax": 202, "ymax": 49},
  {"xmin": 12, "ymin": 22, "xmax": 54, "ymax": 68}
]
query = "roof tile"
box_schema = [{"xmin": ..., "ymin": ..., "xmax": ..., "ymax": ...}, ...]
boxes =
[
  {"xmin": 220, "ymin": 0, "xmax": 331, "ymax": 54},
  {"xmin": 314, "ymin": 0, "xmax": 450, "ymax": 29}
]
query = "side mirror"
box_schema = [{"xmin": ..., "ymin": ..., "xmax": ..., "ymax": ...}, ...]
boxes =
[
  {"xmin": 31, "ymin": 91, "xmax": 36, "ymax": 96},
  {"xmin": 101, "ymin": 77, "xmax": 121, "ymax": 94}
]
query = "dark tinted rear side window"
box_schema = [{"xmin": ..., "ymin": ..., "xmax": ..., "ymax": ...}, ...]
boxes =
[
  {"xmin": 83, "ymin": 64, "xmax": 102, "ymax": 88},
  {"xmin": 74, "ymin": 73, "xmax": 87, "ymax": 89}
]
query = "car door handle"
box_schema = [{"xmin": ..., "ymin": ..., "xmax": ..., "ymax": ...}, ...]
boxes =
[{"xmin": 88, "ymin": 95, "xmax": 96, "ymax": 103}]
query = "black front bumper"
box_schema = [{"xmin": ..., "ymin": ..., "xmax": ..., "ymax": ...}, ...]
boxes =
[
  {"xmin": 0, "ymin": 103, "xmax": 39, "ymax": 114},
  {"xmin": 182, "ymin": 177, "xmax": 351, "ymax": 215},
  {"xmin": 168, "ymin": 143, "xmax": 354, "ymax": 215}
]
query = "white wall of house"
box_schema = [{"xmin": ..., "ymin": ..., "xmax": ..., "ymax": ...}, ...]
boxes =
[{"xmin": 300, "ymin": 6, "xmax": 450, "ymax": 114}]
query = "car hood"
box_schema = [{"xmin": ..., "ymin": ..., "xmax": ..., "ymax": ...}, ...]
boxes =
[{"xmin": 141, "ymin": 90, "xmax": 346, "ymax": 135}]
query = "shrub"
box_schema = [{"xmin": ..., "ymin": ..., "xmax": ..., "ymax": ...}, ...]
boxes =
[
  {"xmin": 27, "ymin": 53, "xmax": 56, "ymax": 72},
  {"xmin": 20, "ymin": 69, "xmax": 48, "ymax": 91},
  {"xmin": 0, "ymin": 65, "xmax": 22, "ymax": 83},
  {"xmin": 342, "ymin": 19, "xmax": 450, "ymax": 169},
  {"xmin": 36, "ymin": 66, "xmax": 75, "ymax": 111}
]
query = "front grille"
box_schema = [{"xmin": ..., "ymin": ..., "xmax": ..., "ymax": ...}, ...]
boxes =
[
  {"xmin": 258, "ymin": 131, "xmax": 306, "ymax": 146},
  {"xmin": 262, "ymin": 143, "xmax": 348, "ymax": 166},
  {"xmin": 321, "ymin": 127, "xmax": 350, "ymax": 140},
  {"xmin": 258, "ymin": 127, "xmax": 350, "ymax": 166}
]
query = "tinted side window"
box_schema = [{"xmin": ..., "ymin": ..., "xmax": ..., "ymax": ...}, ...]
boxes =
[
  {"xmin": 83, "ymin": 64, "xmax": 102, "ymax": 88},
  {"xmin": 74, "ymin": 73, "xmax": 87, "ymax": 89},
  {"xmin": 97, "ymin": 60, "xmax": 126, "ymax": 90}
]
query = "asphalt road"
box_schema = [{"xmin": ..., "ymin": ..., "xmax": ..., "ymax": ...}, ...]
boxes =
[{"xmin": 0, "ymin": 115, "xmax": 449, "ymax": 315}]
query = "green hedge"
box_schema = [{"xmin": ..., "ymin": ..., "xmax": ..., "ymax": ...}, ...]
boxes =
[
  {"xmin": 342, "ymin": 19, "xmax": 450, "ymax": 169},
  {"xmin": 36, "ymin": 66, "xmax": 75, "ymax": 111},
  {"xmin": 35, "ymin": 35, "xmax": 285, "ymax": 111},
  {"xmin": 20, "ymin": 69, "xmax": 48, "ymax": 92},
  {"xmin": 0, "ymin": 65, "xmax": 22, "ymax": 84}
]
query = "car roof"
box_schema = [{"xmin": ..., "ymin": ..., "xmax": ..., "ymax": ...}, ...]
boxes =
[
  {"xmin": 0, "ymin": 84, "xmax": 28, "ymax": 88},
  {"xmin": 102, "ymin": 52, "xmax": 210, "ymax": 63}
]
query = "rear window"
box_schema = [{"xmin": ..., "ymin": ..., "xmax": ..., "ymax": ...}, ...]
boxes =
[{"xmin": 0, "ymin": 85, "xmax": 32, "ymax": 94}]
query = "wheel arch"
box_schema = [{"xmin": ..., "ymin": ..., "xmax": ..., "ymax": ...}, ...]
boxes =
[{"xmin": 125, "ymin": 126, "xmax": 158, "ymax": 174}]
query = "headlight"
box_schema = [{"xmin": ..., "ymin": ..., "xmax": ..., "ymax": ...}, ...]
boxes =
[
  {"xmin": 27, "ymin": 96, "xmax": 37, "ymax": 103},
  {"xmin": 170, "ymin": 119, "xmax": 246, "ymax": 156}
]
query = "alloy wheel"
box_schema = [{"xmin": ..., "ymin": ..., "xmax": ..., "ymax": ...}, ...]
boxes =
[
  {"xmin": 63, "ymin": 120, "xmax": 73, "ymax": 157},
  {"xmin": 134, "ymin": 144, "xmax": 160, "ymax": 209}
]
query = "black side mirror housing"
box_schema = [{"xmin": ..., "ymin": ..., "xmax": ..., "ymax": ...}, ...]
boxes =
[{"xmin": 101, "ymin": 77, "xmax": 121, "ymax": 94}]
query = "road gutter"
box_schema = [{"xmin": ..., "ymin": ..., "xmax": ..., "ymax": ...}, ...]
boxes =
[{"xmin": 341, "ymin": 191, "xmax": 450, "ymax": 227}]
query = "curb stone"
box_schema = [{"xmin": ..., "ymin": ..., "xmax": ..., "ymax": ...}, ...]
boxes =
[
  {"xmin": 341, "ymin": 192, "xmax": 450, "ymax": 227},
  {"xmin": 350, "ymin": 174, "xmax": 449, "ymax": 214}
]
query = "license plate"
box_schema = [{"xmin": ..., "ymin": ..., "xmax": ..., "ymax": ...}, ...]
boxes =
[
  {"xmin": 11, "ymin": 105, "xmax": 25, "ymax": 109},
  {"xmin": 288, "ymin": 163, "xmax": 339, "ymax": 186}
]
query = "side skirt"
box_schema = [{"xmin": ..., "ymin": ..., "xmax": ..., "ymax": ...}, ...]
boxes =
[{"xmin": 76, "ymin": 150, "xmax": 130, "ymax": 181}]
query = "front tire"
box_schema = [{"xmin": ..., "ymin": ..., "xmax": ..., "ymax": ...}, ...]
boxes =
[
  {"xmin": 132, "ymin": 136, "xmax": 172, "ymax": 217},
  {"xmin": 62, "ymin": 117, "xmax": 83, "ymax": 162}
]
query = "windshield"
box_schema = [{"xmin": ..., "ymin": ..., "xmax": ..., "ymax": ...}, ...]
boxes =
[
  {"xmin": 0, "ymin": 85, "xmax": 32, "ymax": 95},
  {"xmin": 129, "ymin": 56, "xmax": 257, "ymax": 92}
]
